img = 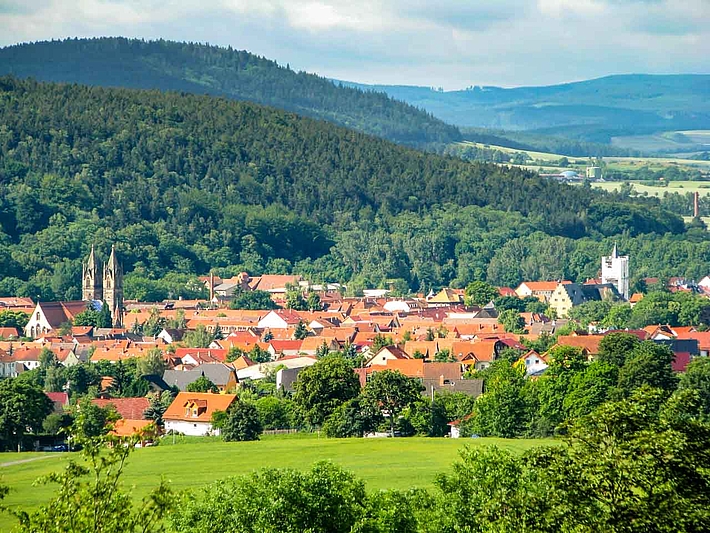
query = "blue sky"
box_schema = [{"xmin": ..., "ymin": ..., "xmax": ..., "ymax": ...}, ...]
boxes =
[{"xmin": 1, "ymin": 0, "xmax": 708, "ymax": 89}]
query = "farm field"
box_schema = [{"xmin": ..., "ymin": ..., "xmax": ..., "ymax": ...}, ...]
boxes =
[
  {"xmin": 457, "ymin": 141, "xmax": 710, "ymax": 177},
  {"xmin": 591, "ymin": 180, "xmax": 710, "ymax": 197},
  {"xmin": 0, "ymin": 434, "xmax": 554, "ymax": 530},
  {"xmin": 611, "ymin": 130, "xmax": 710, "ymax": 153}
]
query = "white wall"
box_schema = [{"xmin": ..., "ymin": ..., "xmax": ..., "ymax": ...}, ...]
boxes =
[{"xmin": 164, "ymin": 420, "xmax": 220, "ymax": 437}]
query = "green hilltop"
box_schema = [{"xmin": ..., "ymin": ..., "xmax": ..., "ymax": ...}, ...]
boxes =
[{"xmin": 0, "ymin": 37, "xmax": 460, "ymax": 148}]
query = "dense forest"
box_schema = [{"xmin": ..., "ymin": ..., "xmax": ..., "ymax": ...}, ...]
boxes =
[
  {"xmin": 0, "ymin": 77, "xmax": 706, "ymax": 301},
  {"xmin": 0, "ymin": 37, "xmax": 460, "ymax": 148}
]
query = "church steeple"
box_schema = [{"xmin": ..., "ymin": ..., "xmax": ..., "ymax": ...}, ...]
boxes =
[
  {"xmin": 103, "ymin": 244, "xmax": 124, "ymax": 328},
  {"xmin": 82, "ymin": 245, "xmax": 103, "ymax": 301}
]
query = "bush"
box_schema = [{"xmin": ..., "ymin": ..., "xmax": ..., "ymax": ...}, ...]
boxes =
[{"xmin": 221, "ymin": 401, "xmax": 263, "ymax": 442}]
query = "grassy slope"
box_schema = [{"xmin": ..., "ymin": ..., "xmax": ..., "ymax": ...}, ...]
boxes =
[{"xmin": 0, "ymin": 435, "xmax": 553, "ymax": 529}]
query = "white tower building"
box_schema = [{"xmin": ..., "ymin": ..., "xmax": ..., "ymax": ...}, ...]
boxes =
[{"xmin": 601, "ymin": 244, "xmax": 629, "ymax": 300}]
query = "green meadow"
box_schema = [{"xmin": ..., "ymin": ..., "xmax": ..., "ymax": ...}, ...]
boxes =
[{"xmin": 0, "ymin": 434, "xmax": 553, "ymax": 530}]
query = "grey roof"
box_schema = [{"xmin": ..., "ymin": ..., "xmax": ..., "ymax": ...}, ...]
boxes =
[{"xmin": 163, "ymin": 363, "xmax": 236, "ymax": 391}]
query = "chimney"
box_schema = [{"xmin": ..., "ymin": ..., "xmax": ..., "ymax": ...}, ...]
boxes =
[{"xmin": 694, "ymin": 192, "xmax": 700, "ymax": 218}]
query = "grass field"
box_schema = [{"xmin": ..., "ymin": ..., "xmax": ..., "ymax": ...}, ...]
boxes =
[
  {"xmin": 0, "ymin": 434, "xmax": 553, "ymax": 529},
  {"xmin": 592, "ymin": 180, "xmax": 710, "ymax": 197}
]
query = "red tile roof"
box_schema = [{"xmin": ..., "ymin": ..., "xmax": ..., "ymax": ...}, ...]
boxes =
[{"xmin": 92, "ymin": 397, "xmax": 150, "ymax": 420}]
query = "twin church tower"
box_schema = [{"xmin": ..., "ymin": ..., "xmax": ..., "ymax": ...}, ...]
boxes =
[{"xmin": 82, "ymin": 245, "xmax": 123, "ymax": 327}]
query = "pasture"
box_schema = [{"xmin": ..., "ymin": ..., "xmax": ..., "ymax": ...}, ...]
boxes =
[{"xmin": 0, "ymin": 434, "xmax": 553, "ymax": 530}]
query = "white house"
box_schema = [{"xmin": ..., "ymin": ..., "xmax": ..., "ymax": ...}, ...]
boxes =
[
  {"xmin": 162, "ymin": 392, "xmax": 237, "ymax": 437},
  {"xmin": 257, "ymin": 309, "xmax": 303, "ymax": 330},
  {"xmin": 24, "ymin": 301, "xmax": 88, "ymax": 338}
]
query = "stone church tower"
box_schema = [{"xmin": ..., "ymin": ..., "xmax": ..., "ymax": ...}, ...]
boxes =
[
  {"xmin": 82, "ymin": 244, "xmax": 124, "ymax": 327},
  {"xmin": 82, "ymin": 245, "xmax": 103, "ymax": 301},
  {"xmin": 103, "ymin": 244, "xmax": 124, "ymax": 328},
  {"xmin": 601, "ymin": 244, "xmax": 629, "ymax": 301}
]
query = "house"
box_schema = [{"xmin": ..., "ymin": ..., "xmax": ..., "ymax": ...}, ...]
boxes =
[
  {"xmin": 257, "ymin": 309, "xmax": 303, "ymax": 330},
  {"xmin": 163, "ymin": 392, "xmax": 237, "ymax": 436},
  {"xmin": 549, "ymin": 282, "xmax": 619, "ymax": 318},
  {"xmin": 0, "ymin": 327, "xmax": 20, "ymax": 339},
  {"xmin": 298, "ymin": 336, "xmax": 340, "ymax": 356},
  {"xmin": 157, "ymin": 328, "xmax": 185, "ymax": 344},
  {"xmin": 519, "ymin": 351, "xmax": 548, "ymax": 376},
  {"xmin": 249, "ymin": 275, "xmax": 303, "ymax": 296},
  {"xmin": 236, "ymin": 356, "xmax": 317, "ymax": 381},
  {"xmin": 163, "ymin": 363, "xmax": 238, "ymax": 392},
  {"xmin": 46, "ymin": 392, "xmax": 70, "ymax": 413},
  {"xmin": 515, "ymin": 281, "xmax": 567, "ymax": 302},
  {"xmin": 554, "ymin": 334, "xmax": 604, "ymax": 359},
  {"xmin": 24, "ymin": 301, "xmax": 88, "ymax": 338},
  {"xmin": 427, "ymin": 288, "xmax": 464, "ymax": 306},
  {"xmin": 365, "ymin": 345, "xmax": 410, "ymax": 367},
  {"xmin": 268, "ymin": 340, "xmax": 304, "ymax": 359}
]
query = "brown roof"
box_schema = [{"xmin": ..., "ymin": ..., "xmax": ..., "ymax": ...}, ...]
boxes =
[
  {"xmin": 163, "ymin": 392, "xmax": 237, "ymax": 422},
  {"xmin": 555, "ymin": 335, "xmax": 604, "ymax": 355},
  {"xmin": 92, "ymin": 397, "xmax": 150, "ymax": 420}
]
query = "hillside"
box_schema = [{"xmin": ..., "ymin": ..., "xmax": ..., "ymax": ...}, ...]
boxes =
[
  {"xmin": 0, "ymin": 37, "xmax": 460, "ymax": 147},
  {"xmin": 0, "ymin": 77, "xmax": 694, "ymax": 300},
  {"xmin": 343, "ymin": 75, "xmax": 710, "ymax": 144}
]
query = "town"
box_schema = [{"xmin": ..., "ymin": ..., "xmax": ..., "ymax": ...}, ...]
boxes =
[{"xmin": 1, "ymin": 243, "xmax": 709, "ymax": 446}]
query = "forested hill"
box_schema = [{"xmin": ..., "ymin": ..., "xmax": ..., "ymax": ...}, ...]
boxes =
[
  {"xmin": 0, "ymin": 77, "xmax": 687, "ymax": 299},
  {"xmin": 343, "ymin": 74, "xmax": 710, "ymax": 143},
  {"xmin": 0, "ymin": 37, "xmax": 461, "ymax": 147}
]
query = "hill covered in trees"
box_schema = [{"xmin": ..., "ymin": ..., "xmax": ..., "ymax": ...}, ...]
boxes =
[
  {"xmin": 0, "ymin": 37, "xmax": 460, "ymax": 148},
  {"xmin": 0, "ymin": 77, "xmax": 701, "ymax": 300},
  {"xmin": 343, "ymin": 74, "xmax": 710, "ymax": 144}
]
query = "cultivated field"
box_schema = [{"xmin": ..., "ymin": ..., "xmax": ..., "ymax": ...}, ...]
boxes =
[
  {"xmin": 592, "ymin": 180, "xmax": 710, "ymax": 197},
  {"xmin": 0, "ymin": 434, "xmax": 553, "ymax": 529}
]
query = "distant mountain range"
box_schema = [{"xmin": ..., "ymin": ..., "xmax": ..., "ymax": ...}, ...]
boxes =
[
  {"xmin": 341, "ymin": 75, "xmax": 710, "ymax": 144},
  {"xmin": 0, "ymin": 37, "xmax": 460, "ymax": 147}
]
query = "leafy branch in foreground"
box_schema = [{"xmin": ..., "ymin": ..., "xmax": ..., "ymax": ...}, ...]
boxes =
[{"xmin": 5, "ymin": 413, "xmax": 172, "ymax": 533}]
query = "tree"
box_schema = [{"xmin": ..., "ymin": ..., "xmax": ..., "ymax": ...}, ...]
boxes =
[
  {"xmin": 497, "ymin": 309, "xmax": 525, "ymax": 333},
  {"xmin": 9, "ymin": 433, "xmax": 172, "ymax": 533},
  {"xmin": 597, "ymin": 332, "xmax": 640, "ymax": 367},
  {"xmin": 293, "ymin": 356, "xmax": 361, "ymax": 427},
  {"xmin": 464, "ymin": 281, "xmax": 498, "ymax": 307},
  {"xmin": 293, "ymin": 321, "xmax": 309, "ymax": 340},
  {"xmin": 679, "ymin": 357, "xmax": 710, "ymax": 418},
  {"xmin": 286, "ymin": 291, "xmax": 308, "ymax": 310},
  {"xmin": 470, "ymin": 360, "xmax": 531, "ymax": 438},
  {"xmin": 0, "ymin": 310, "xmax": 29, "ymax": 329},
  {"xmin": 229, "ymin": 289, "xmax": 278, "ymax": 310},
  {"xmin": 221, "ymin": 401, "xmax": 263, "ymax": 441},
  {"xmin": 362, "ymin": 370, "xmax": 423, "ymax": 437},
  {"xmin": 72, "ymin": 308, "xmax": 100, "ymax": 327},
  {"xmin": 371, "ymin": 333, "xmax": 394, "ymax": 352},
  {"xmin": 169, "ymin": 462, "xmax": 371, "ymax": 533},
  {"xmin": 143, "ymin": 390, "xmax": 174, "ymax": 428},
  {"xmin": 96, "ymin": 300, "xmax": 113, "ymax": 328},
  {"xmin": 136, "ymin": 347, "xmax": 166, "ymax": 376},
  {"xmin": 186, "ymin": 375, "xmax": 219, "ymax": 393},
  {"xmin": 563, "ymin": 361, "xmax": 619, "ymax": 420},
  {"xmin": 0, "ymin": 379, "xmax": 53, "ymax": 451},
  {"xmin": 255, "ymin": 396, "xmax": 297, "ymax": 430},
  {"xmin": 322, "ymin": 397, "xmax": 382, "ymax": 438},
  {"xmin": 183, "ymin": 324, "xmax": 214, "ymax": 348},
  {"xmin": 72, "ymin": 397, "xmax": 119, "ymax": 439},
  {"xmin": 306, "ymin": 292, "xmax": 322, "ymax": 311},
  {"xmin": 618, "ymin": 342, "xmax": 678, "ymax": 397}
]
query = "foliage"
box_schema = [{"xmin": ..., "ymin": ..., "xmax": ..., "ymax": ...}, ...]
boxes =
[
  {"xmin": 229, "ymin": 289, "xmax": 278, "ymax": 310},
  {"xmin": 293, "ymin": 321, "xmax": 309, "ymax": 340},
  {"xmin": 597, "ymin": 331, "xmax": 641, "ymax": 367},
  {"xmin": 71, "ymin": 397, "xmax": 119, "ymax": 439},
  {"xmin": 136, "ymin": 347, "xmax": 166, "ymax": 377},
  {"xmin": 497, "ymin": 309, "xmax": 525, "ymax": 334},
  {"xmin": 221, "ymin": 401, "xmax": 263, "ymax": 442},
  {"xmin": 464, "ymin": 281, "xmax": 498, "ymax": 307},
  {"xmin": 0, "ymin": 379, "xmax": 53, "ymax": 450},
  {"xmin": 617, "ymin": 342, "xmax": 678, "ymax": 396},
  {"xmin": 679, "ymin": 357, "xmax": 710, "ymax": 419},
  {"xmin": 143, "ymin": 390, "xmax": 175, "ymax": 427},
  {"xmin": 169, "ymin": 461, "xmax": 371, "ymax": 533},
  {"xmin": 186, "ymin": 376, "xmax": 219, "ymax": 394},
  {"xmin": 371, "ymin": 334, "xmax": 395, "ymax": 353},
  {"xmin": 469, "ymin": 360, "xmax": 531, "ymax": 438},
  {"xmin": 362, "ymin": 370, "xmax": 424, "ymax": 436},
  {"xmin": 254, "ymin": 396, "xmax": 299, "ymax": 430},
  {"xmin": 0, "ymin": 310, "xmax": 29, "ymax": 329},
  {"xmin": 183, "ymin": 324, "xmax": 214, "ymax": 348},
  {"xmin": 7, "ymin": 433, "xmax": 172, "ymax": 533},
  {"xmin": 322, "ymin": 397, "xmax": 383, "ymax": 438},
  {"xmin": 293, "ymin": 356, "xmax": 361, "ymax": 427}
]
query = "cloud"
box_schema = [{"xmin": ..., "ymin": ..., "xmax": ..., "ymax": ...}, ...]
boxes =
[{"xmin": 0, "ymin": 0, "xmax": 708, "ymax": 88}]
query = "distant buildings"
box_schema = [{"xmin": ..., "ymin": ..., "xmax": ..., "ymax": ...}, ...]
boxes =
[{"xmin": 82, "ymin": 245, "xmax": 124, "ymax": 327}]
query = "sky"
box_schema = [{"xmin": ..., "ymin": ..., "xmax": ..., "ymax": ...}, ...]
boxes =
[{"xmin": 0, "ymin": 0, "xmax": 708, "ymax": 89}]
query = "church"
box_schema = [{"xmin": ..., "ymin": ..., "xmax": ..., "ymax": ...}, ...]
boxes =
[{"xmin": 82, "ymin": 245, "xmax": 124, "ymax": 328}]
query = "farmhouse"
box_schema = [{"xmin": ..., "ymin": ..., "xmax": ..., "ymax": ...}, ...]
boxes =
[{"xmin": 163, "ymin": 392, "xmax": 237, "ymax": 436}]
